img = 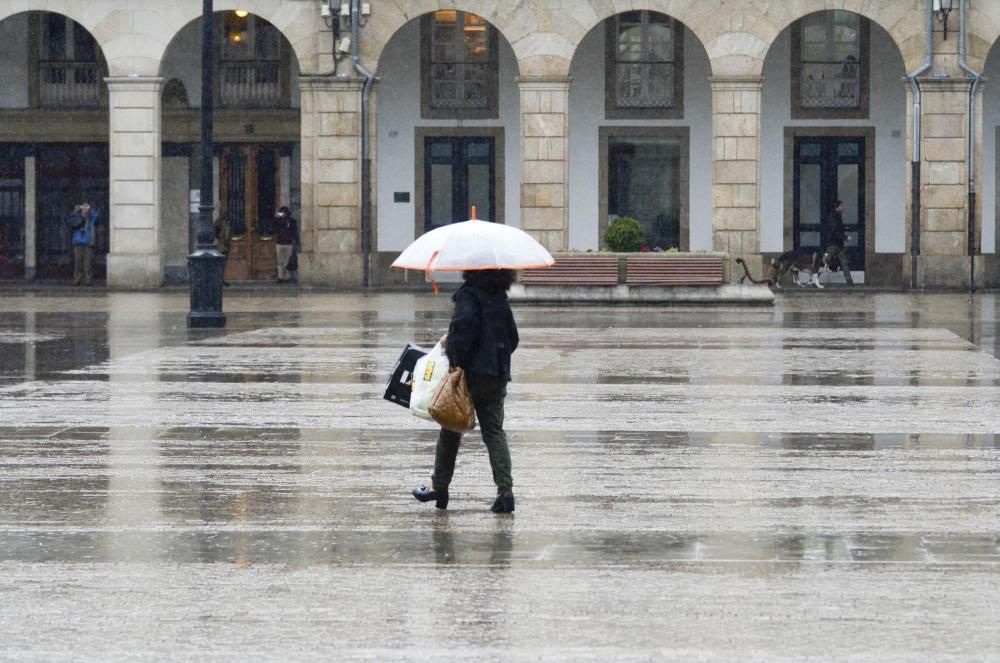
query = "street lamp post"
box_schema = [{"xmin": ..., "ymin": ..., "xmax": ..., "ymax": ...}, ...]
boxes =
[{"xmin": 187, "ymin": 0, "xmax": 226, "ymax": 328}]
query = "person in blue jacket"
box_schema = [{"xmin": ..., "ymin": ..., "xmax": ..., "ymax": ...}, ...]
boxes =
[
  {"xmin": 412, "ymin": 269, "xmax": 520, "ymax": 513},
  {"xmin": 66, "ymin": 202, "xmax": 100, "ymax": 286}
]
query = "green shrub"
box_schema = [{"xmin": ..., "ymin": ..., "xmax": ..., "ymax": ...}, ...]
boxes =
[{"xmin": 604, "ymin": 217, "xmax": 645, "ymax": 252}]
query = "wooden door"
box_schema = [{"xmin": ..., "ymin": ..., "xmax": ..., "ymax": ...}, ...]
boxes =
[{"xmin": 220, "ymin": 144, "xmax": 280, "ymax": 281}]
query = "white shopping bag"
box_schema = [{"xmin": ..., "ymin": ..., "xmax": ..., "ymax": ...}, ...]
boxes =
[{"xmin": 409, "ymin": 337, "xmax": 449, "ymax": 421}]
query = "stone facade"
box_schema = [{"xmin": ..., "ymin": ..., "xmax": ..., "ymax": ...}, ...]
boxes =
[
  {"xmin": 518, "ymin": 76, "xmax": 570, "ymax": 252},
  {"xmin": 105, "ymin": 77, "xmax": 163, "ymax": 288},
  {"xmin": 3, "ymin": 1, "xmax": 1000, "ymax": 287},
  {"xmin": 711, "ymin": 76, "xmax": 762, "ymax": 277},
  {"xmin": 298, "ymin": 77, "xmax": 365, "ymax": 287}
]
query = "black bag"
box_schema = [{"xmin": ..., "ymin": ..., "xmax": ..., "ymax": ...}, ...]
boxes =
[
  {"xmin": 383, "ymin": 343, "xmax": 428, "ymax": 408},
  {"xmin": 286, "ymin": 249, "xmax": 298, "ymax": 272}
]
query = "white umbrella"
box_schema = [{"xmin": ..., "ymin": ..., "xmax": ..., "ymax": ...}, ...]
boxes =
[{"xmin": 392, "ymin": 209, "xmax": 554, "ymax": 273}]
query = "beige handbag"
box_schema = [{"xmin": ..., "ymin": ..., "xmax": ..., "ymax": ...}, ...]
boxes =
[{"xmin": 429, "ymin": 368, "xmax": 477, "ymax": 433}]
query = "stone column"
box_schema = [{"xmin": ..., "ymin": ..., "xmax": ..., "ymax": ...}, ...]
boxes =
[
  {"xmin": 710, "ymin": 76, "xmax": 762, "ymax": 280},
  {"xmin": 104, "ymin": 77, "xmax": 163, "ymax": 289},
  {"xmin": 519, "ymin": 76, "xmax": 570, "ymax": 251},
  {"xmin": 298, "ymin": 76, "xmax": 364, "ymax": 287},
  {"xmin": 915, "ymin": 77, "xmax": 975, "ymax": 287}
]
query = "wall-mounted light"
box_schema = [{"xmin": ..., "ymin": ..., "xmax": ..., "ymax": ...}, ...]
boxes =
[
  {"xmin": 234, "ymin": 9, "xmax": 249, "ymax": 18},
  {"xmin": 934, "ymin": 0, "xmax": 955, "ymax": 41}
]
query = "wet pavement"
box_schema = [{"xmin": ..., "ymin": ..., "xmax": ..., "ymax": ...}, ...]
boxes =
[{"xmin": 0, "ymin": 290, "xmax": 998, "ymax": 660}]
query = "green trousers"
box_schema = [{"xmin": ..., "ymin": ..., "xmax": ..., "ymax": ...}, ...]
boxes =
[{"xmin": 431, "ymin": 374, "xmax": 512, "ymax": 494}]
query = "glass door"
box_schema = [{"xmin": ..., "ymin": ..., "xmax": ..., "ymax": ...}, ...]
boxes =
[
  {"xmin": 794, "ymin": 137, "xmax": 864, "ymax": 270},
  {"xmin": 607, "ymin": 134, "xmax": 682, "ymax": 250},
  {"xmin": 424, "ymin": 136, "xmax": 495, "ymax": 231}
]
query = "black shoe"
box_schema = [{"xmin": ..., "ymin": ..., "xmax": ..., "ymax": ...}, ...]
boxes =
[
  {"xmin": 490, "ymin": 490, "xmax": 515, "ymax": 513},
  {"xmin": 412, "ymin": 484, "xmax": 448, "ymax": 509}
]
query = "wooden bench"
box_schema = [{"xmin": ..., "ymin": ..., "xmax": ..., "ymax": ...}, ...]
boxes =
[
  {"xmin": 624, "ymin": 256, "xmax": 724, "ymax": 286},
  {"xmin": 521, "ymin": 256, "xmax": 619, "ymax": 286}
]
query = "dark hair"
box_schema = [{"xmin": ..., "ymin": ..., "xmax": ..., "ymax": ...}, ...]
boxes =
[
  {"xmin": 277, "ymin": 206, "xmax": 293, "ymax": 218},
  {"xmin": 463, "ymin": 269, "xmax": 516, "ymax": 293},
  {"xmin": 835, "ymin": 200, "xmax": 843, "ymax": 207}
]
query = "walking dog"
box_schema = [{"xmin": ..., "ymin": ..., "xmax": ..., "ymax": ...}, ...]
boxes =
[{"xmin": 737, "ymin": 249, "xmax": 828, "ymax": 288}]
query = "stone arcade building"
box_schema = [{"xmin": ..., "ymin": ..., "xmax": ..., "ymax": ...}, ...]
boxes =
[{"xmin": 2, "ymin": 0, "xmax": 1000, "ymax": 288}]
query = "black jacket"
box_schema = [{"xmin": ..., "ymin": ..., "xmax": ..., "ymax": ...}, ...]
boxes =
[
  {"xmin": 826, "ymin": 210, "xmax": 846, "ymax": 248},
  {"xmin": 445, "ymin": 284, "xmax": 519, "ymax": 382}
]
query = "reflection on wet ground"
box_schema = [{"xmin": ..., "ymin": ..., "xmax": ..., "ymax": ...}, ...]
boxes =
[{"xmin": 0, "ymin": 291, "xmax": 998, "ymax": 659}]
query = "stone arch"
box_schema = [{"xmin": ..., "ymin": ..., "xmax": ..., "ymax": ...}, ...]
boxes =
[
  {"xmin": 366, "ymin": 1, "xmax": 545, "ymax": 75},
  {"xmin": 566, "ymin": 7, "xmax": 715, "ymax": 252},
  {"xmin": 373, "ymin": 7, "xmax": 523, "ymax": 249},
  {"xmin": 748, "ymin": 2, "xmax": 923, "ymax": 77},
  {"xmin": 0, "ymin": 0, "xmax": 319, "ymax": 77},
  {"xmin": 0, "ymin": 1, "xmax": 101, "ymax": 41},
  {"xmin": 159, "ymin": 10, "xmax": 303, "ymax": 109},
  {"xmin": 967, "ymin": 2, "xmax": 1000, "ymax": 70},
  {"xmin": 758, "ymin": 7, "xmax": 910, "ymax": 272},
  {"xmin": 0, "ymin": 8, "xmax": 109, "ymax": 108}
]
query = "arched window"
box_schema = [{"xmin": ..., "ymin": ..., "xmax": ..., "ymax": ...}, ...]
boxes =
[
  {"xmin": 421, "ymin": 11, "xmax": 499, "ymax": 119},
  {"xmin": 35, "ymin": 14, "xmax": 106, "ymax": 108},
  {"xmin": 606, "ymin": 11, "xmax": 683, "ymax": 119},
  {"xmin": 219, "ymin": 13, "xmax": 284, "ymax": 108},
  {"xmin": 792, "ymin": 11, "xmax": 870, "ymax": 118},
  {"xmin": 161, "ymin": 79, "xmax": 189, "ymax": 109}
]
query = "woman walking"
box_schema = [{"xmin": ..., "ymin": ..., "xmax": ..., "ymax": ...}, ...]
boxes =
[{"xmin": 412, "ymin": 269, "xmax": 519, "ymax": 513}]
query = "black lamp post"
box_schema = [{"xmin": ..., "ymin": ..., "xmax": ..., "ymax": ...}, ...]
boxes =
[{"xmin": 187, "ymin": 0, "xmax": 226, "ymax": 328}]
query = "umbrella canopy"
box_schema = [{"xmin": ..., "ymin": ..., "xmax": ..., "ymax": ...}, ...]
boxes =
[{"xmin": 392, "ymin": 217, "xmax": 554, "ymax": 272}]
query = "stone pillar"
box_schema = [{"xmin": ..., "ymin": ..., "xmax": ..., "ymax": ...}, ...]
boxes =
[
  {"xmin": 710, "ymin": 76, "xmax": 762, "ymax": 280},
  {"xmin": 518, "ymin": 76, "xmax": 570, "ymax": 251},
  {"xmin": 105, "ymin": 77, "xmax": 163, "ymax": 289},
  {"xmin": 915, "ymin": 78, "xmax": 975, "ymax": 287},
  {"xmin": 298, "ymin": 76, "xmax": 364, "ymax": 287}
]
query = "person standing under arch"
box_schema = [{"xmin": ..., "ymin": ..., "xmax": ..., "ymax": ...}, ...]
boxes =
[
  {"xmin": 273, "ymin": 206, "xmax": 299, "ymax": 284},
  {"xmin": 66, "ymin": 202, "xmax": 100, "ymax": 286}
]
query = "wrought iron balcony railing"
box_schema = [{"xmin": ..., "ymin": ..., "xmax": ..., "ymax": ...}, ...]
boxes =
[
  {"xmin": 39, "ymin": 61, "xmax": 102, "ymax": 108},
  {"xmin": 800, "ymin": 61, "xmax": 861, "ymax": 109},
  {"xmin": 220, "ymin": 60, "xmax": 282, "ymax": 108}
]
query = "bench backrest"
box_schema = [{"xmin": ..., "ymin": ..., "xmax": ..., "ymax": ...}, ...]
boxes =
[
  {"xmin": 521, "ymin": 256, "xmax": 619, "ymax": 286},
  {"xmin": 624, "ymin": 257, "xmax": 724, "ymax": 286}
]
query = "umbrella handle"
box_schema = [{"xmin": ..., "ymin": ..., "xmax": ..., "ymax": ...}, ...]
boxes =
[{"xmin": 426, "ymin": 250, "xmax": 441, "ymax": 294}]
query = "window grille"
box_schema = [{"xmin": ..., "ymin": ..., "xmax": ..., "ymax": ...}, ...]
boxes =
[
  {"xmin": 797, "ymin": 11, "xmax": 865, "ymax": 111},
  {"xmin": 613, "ymin": 11, "xmax": 675, "ymax": 109},
  {"xmin": 423, "ymin": 11, "xmax": 498, "ymax": 118}
]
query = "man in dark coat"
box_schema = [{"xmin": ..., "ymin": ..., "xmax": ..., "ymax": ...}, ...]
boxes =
[
  {"xmin": 824, "ymin": 200, "xmax": 854, "ymax": 285},
  {"xmin": 273, "ymin": 207, "xmax": 299, "ymax": 283},
  {"xmin": 413, "ymin": 269, "xmax": 519, "ymax": 513}
]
